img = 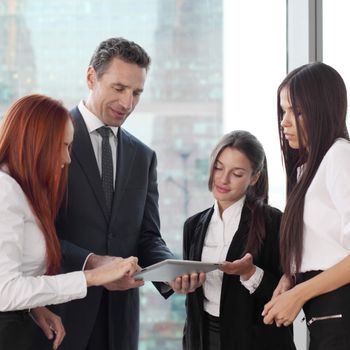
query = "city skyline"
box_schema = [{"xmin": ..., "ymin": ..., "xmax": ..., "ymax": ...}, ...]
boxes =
[{"xmin": 0, "ymin": 1, "xmax": 223, "ymax": 349}]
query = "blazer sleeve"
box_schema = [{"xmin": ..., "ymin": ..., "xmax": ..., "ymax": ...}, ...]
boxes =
[
  {"xmin": 55, "ymin": 189, "xmax": 92, "ymax": 272},
  {"xmin": 137, "ymin": 152, "xmax": 174, "ymax": 297},
  {"xmin": 183, "ymin": 216, "xmax": 194, "ymax": 260},
  {"xmin": 0, "ymin": 175, "xmax": 87, "ymax": 311},
  {"xmin": 60, "ymin": 239, "xmax": 91, "ymax": 272},
  {"xmin": 251, "ymin": 207, "xmax": 283, "ymax": 300}
]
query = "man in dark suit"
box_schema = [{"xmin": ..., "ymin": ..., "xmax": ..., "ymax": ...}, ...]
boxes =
[{"xmin": 31, "ymin": 37, "xmax": 204, "ymax": 350}]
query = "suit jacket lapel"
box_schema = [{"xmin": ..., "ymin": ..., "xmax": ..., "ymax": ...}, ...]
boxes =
[
  {"xmin": 225, "ymin": 204, "xmax": 251, "ymax": 262},
  {"xmin": 221, "ymin": 204, "xmax": 251, "ymax": 302},
  {"xmin": 191, "ymin": 208, "xmax": 214, "ymax": 261},
  {"xmin": 110, "ymin": 128, "xmax": 136, "ymax": 221},
  {"xmin": 70, "ymin": 107, "xmax": 110, "ymax": 221},
  {"xmin": 190, "ymin": 205, "xmax": 250, "ymax": 263},
  {"xmin": 188, "ymin": 205, "xmax": 250, "ymax": 263}
]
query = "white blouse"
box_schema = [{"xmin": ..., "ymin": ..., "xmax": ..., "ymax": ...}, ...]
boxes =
[
  {"xmin": 201, "ymin": 197, "xmax": 264, "ymax": 316},
  {"xmin": 0, "ymin": 170, "xmax": 87, "ymax": 311},
  {"xmin": 201, "ymin": 197, "xmax": 245, "ymax": 316},
  {"xmin": 301, "ymin": 138, "xmax": 350, "ymax": 272}
]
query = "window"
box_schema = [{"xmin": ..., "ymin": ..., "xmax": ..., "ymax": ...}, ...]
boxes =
[
  {"xmin": 223, "ymin": 0, "xmax": 286, "ymax": 208},
  {"xmin": 0, "ymin": 1, "xmax": 292, "ymax": 349},
  {"xmin": 323, "ymin": 0, "xmax": 350, "ymax": 130},
  {"xmin": 0, "ymin": 1, "xmax": 222, "ymax": 349}
]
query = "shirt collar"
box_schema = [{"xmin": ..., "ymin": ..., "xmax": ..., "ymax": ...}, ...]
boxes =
[
  {"xmin": 78, "ymin": 100, "xmax": 119, "ymax": 137},
  {"xmin": 212, "ymin": 195, "xmax": 246, "ymax": 223}
]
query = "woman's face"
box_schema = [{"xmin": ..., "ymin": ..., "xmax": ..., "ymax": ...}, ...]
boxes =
[
  {"xmin": 61, "ymin": 119, "xmax": 74, "ymax": 169},
  {"xmin": 280, "ymin": 87, "xmax": 307, "ymax": 149},
  {"xmin": 212, "ymin": 147, "xmax": 259, "ymax": 212}
]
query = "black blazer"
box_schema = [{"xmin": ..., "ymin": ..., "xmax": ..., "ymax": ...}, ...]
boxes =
[
  {"xmin": 183, "ymin": 203, "xmax": 296, "ymax": 350},
  {"xmin": 36, "ymin": 108, "xmax": 174, "ymax": 350}
]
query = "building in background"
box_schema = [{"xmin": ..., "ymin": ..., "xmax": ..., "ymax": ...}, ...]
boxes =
[
  {"xmin": 140, "ymin": 2, "xmax": 223, "ymax": 349},
  {"xmin": 0, "ymin": 1, "xmax": 223, "ymax": 349},
  {"xmin": 0, "ymin": 0, "xmax": 36, "ymax": 114},
  {"xmin": 151, "ymin": 0, "xmax": 222, "ymax": 255}
]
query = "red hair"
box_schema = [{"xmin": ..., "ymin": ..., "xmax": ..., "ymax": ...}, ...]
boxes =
[{"xmin": 0, "ymin": 94, "xmax": 72, "ymax": 274}]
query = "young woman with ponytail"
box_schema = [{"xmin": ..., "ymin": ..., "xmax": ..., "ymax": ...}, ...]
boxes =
[
  {"xmin": 0, "ymin": 94, "xmax": 139, "ymax": 350},
  {"xmin": 262, "ymin": 62, "xmax": 350, "ymax": 349},
  {"xmin": 182, "ymin": 130, "xmax": 295, "ymax": 350}
]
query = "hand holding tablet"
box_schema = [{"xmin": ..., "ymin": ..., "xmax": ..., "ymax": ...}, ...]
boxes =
[{"xmin": 134, "ymin": 259, "xmax": 220, "ymax": 282}]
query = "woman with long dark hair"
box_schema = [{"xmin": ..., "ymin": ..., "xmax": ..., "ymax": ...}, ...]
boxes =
[
  {"xmin": 182, "ymin": 130, "xmax": 295, "ymax": 350},
  {"xmin": 263, "ymin": 62, "xmax": 350, "ymax": 349},
  {"xmin": 0, "ymin": 94, "xmax": 139, "ymax": 350}
]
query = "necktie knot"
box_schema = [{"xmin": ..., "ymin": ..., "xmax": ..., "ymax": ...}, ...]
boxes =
[{"xmin": 97, "ymin": 126, "xmax": 112, "ymax": 140}]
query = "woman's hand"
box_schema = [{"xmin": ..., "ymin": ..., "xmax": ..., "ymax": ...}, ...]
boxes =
[
  {"xmin": 220, "ymin": 253, "xmax": 256, "ymax": 280},
  {"xmin": 84, "ymin": 256, "xmax": 142, "ymax": 287},
  {"xmin": 30, "ymin": 307, "xmax": 65, "ymax": 350},
  {"xmin": 272, "ymin": 274, "xmax": 294, "ymax": 298},
  {"xmin": 262, "ymin": 284, "xmax": 306, "ymax": 327}
]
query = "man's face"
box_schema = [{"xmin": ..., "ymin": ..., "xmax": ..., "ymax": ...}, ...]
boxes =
[{"xmin": 86, "ymin": 58, "xmax": 146, "ymax": 127}]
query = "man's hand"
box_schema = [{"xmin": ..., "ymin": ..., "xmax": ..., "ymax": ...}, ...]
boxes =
[
  {"xmin": 84, "ymin": 254, "xmax": 144, "ymax": 290},
  {"xmin": 169, "ymin": 272, "xmax": 206, "ymax": 294},
  {"xmin": 30, "ymin": 307, "xmax": 65, "ymax": 350},
  {"xmin": 103, "ymin": 274, "xmax": 144, "ymax": 291}
]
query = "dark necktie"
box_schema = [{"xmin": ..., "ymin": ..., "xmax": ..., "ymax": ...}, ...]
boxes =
[{"xmin": 96, "ymin": 126, "xmax": 114, "ymax": 213}]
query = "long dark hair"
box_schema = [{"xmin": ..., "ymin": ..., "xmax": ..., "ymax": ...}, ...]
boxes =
[
  {"xmin": 278, "ymin": 62, "xmax": 349, "ymax": 275},
  {"xmin": 208, "ymin": 130, "xmax": 269, "ymax": 257}
]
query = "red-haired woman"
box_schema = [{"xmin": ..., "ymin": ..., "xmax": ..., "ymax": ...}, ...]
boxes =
[{"xmin": 0, "ymin": 94, "xmax": 139, "ymax": 350}]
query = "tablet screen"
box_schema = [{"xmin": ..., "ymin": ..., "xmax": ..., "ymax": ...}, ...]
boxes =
[{"xmin": 134, "ymin": 259, "xmax": 219, "ymax": 282}]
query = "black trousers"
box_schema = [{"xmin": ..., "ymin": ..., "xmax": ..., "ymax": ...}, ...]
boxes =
[
  {"xmin": 86, "ymin": 289, "xmax": 109, "ymax": 350},
  {"xmin": 0, "ymin": 311, "xmax": 33, "ymax": 350},
  {"xmin": 297, "ymin": 271, "xmax": 350, "ymax": 350},
  {"xmin": 203, "ymin": 312, "xmax": 220, "ymax": 350},
  {"xmin": 28, "ymin": 291, "xmax": 110, "ymax": 350}
]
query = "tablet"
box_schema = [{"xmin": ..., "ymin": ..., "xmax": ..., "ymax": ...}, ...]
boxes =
[{"xmin": 134, "ymin": 259, "xmax": 220, "ymax": 282}]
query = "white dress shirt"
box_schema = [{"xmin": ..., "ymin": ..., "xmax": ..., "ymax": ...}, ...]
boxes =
[
  {"xmin": 201, "ymin": 197, "xmax": 264, "ymax": 316},
  {"xmin": 78, "ymin": 101, "xmax": 118, "ymax": 187},
  {"xmin": 301, "ymin": 138, "xmax": 350, "ymax": 272},
  {"xmin": 0, "ymin": 169, "xmax": 87, "ymax": 311}
]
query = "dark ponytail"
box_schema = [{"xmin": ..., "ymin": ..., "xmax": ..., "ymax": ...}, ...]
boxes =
[{"xmin": 245, "ymin": 155, "xmax": 269, "ymax": 257}]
